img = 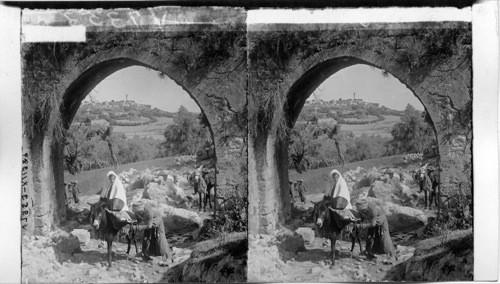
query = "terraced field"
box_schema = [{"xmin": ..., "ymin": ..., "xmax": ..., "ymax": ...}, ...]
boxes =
[
  {"xmin": 341, "ymin": 115, "xmax": 401, "ymax": 138},
  {"xmin": 113, "ymin": 116, "xmax": 174, "ymax": 139}
]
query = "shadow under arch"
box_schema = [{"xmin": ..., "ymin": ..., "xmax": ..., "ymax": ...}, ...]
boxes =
[{"xmin": 58, "ymin": 58, "xmax": 219, "ymax": 212}]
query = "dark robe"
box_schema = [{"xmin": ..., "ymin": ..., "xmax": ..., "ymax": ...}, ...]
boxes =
[
  {"xmin": 138, "ymin": 206, "xmax": 172, "ymax": 260},
  {"xmin": 359, "ymin": 203, "xmax": 396, "ymax": 257}
]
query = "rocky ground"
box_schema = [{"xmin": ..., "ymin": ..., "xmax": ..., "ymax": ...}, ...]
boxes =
[
  {"xmin": 249, "ymin": 159, "xmax": 472, "ymax": 282},
  {"xmin": 22, "ymin": 165, "xmax": 242, "ymax": 283},
  {"xmin": 22, "ymin": 233, "xmax": 192, "ymax": 283},
  {"xmin": 249, "ymin": 232, "xmax": 417, "ymax": 282}
]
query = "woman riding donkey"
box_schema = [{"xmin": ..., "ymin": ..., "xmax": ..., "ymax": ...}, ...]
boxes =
[
  {"xmin": 100, "ymin": 171, "xmax": 129, "ymax": 211},
  {"xmin": 324, "ymin": 169, "xmax": 352, "ymax": 210},
  {"xmin": 355, "ymin": 199, "xmax": 398, "ymax": 263}
]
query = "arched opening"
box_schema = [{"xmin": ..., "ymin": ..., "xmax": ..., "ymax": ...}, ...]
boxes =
[
  {"xmin": 285, "ymin": 59, "xmax": 441, "ymax": 231},
  {"xmin": 57, "ymin": 61, "xmax": 218, "ymax": 233}
]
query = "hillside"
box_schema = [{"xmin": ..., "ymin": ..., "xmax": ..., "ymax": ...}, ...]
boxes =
[
  {"xmin": 75, "ymin": 100, "xmax": 200, "ymax": 139},
  {"xmin": 77, "ymin": 100, "xmax": 174, "ymax": 125},
  {"xmin": 299, "ymin": 98, "xmax": 404, "ymax": 137}
]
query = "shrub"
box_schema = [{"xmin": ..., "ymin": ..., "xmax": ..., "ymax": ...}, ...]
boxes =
[{"xmin": 424, "ymin": 191, "xmax": 472, "ymax": 237}]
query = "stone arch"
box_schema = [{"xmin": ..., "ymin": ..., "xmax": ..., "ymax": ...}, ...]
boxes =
[
  {"xmin": 248, "ymin": 23, "xmax": 471, "ymax": 234},
  {"xmin": 57, "ymin": 55, "xmax": 218, "ymax": 229},
  {"xmin": 23, "ymin": 31, "xmax": 247, "ymax": 235}
]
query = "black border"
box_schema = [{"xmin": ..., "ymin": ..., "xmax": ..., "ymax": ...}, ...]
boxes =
[{"xmin": 4, "ymin": 0, "xmax": 475, "ymax": 9}]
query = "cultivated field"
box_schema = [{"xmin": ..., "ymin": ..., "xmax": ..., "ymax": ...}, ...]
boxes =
[
  {"xmin": 113, "ymin": 116, "xmax": 174, "ymax": 139},
  {"xmin": 341, "ymin": 115, "xmax": 401, "ymax": 138}
]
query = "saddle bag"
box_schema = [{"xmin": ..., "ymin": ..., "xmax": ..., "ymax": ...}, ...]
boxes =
[{"xmin": 107, "ymin": 198, "xmax": 125, "ymax": 211}]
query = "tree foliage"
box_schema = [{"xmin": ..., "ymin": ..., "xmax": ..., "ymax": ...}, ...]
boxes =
[
  {"xmin": 161, "ymin": 106, "xmax": 211, "ymax": 156},
  {"xmin": 64, "ymin": 117, "xmax": 164, "ymax": 173},
  {"xmin": 389, "ymin": 104, "xmax": 436, "ymax": 154}
]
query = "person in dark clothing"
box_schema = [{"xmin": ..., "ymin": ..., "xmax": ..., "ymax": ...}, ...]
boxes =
[
  {"xmin": 69, "ymin": 181, "xmax": 80, "ymax": 204},
  {"xmin": 132, "ymin": 202, "xmax": 173, "ymax": 263},
  {"xmin": 355, "ymin": 199, "xmax": 397, "ymax": 262},
  {"xmin": 296, "ymin": 180, "xmax": 307, "ymax": 202}
]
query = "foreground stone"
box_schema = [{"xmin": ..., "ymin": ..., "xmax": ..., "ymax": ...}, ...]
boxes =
[
  {"xmin": 163, "ymin": 232, "xmax": 247, "ymax": 282},
  {"xmin": 55, "ymin": 236, "xmax": 82, "ymax": 255},
  {"xmin": 295, "ymin": 227, "xmax": 315, "ymax": 245},
  {"xmin": 70, "ymin": 229, "xmax": 90, "ymax": 246},
  {"xmin": 387, "ymin": 229, "xmax": 473, "ymax": 281}
]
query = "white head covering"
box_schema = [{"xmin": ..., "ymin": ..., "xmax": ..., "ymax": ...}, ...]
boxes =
[
  {"xmin": 101, "ymin": 171, "xmax": 129, "ymax": 211},
  {"xmin": 325, "ymin": 169, "xmax": 352, "ymax": 209}
]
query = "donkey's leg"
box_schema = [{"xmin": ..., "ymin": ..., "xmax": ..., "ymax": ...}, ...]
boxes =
[
  {"xmin": 126, "ymin": 235, "xmax": 131, "ymax": 261},
  {"xmin": 433, "ymin": 187, "xmax": 439, "ymax": 207},
  {"xmin": 350, "ymin": 233, "xmax": 356, "ymax": 253},
  {"xmin": 133, "ymin": 229, "xmax": 139, "ymax": 255},
  {"xmin": 208, "ymin": 188, "xmax": 213, "ymax": 209},
  {"xmin": 199, "ymin": 193, "xmax": 203, "ymax": 212},
  {"xmin": 356, "ymin": 233, "xmax": 363, "ymax": 253},
  {"xmin": 107, "ymin": 237, "xmax": 113, "ymax": 267},
  {"xmin": 429, "ymin": 188, "xmax": 434, "ymax": 210},
  {"xmin": 424, "ymin": 190, "xmax": 428, "ymax": 209},
  {"xmin": 330, "ymin": 232, "xmax": 337, "ymax": 267}
]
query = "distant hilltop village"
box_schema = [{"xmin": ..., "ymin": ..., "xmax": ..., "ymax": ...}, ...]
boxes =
[
  {"xmin": 83, "ymin": 94, "xmax": 154, "ymax": 110},
  {"xmin": 299, "ymin": 94, "xmax": 404, "ymax": 124},
  {"xmin": 78, "ymin": 95, "xmax": 176, "ymax": 126},
  {"xmin": 83, "ymin": 99, "xmax": 153, "ymax": 109},
  {"xmin": 306, "ymin": 97, "xmax": 380, "ymax": 108}
]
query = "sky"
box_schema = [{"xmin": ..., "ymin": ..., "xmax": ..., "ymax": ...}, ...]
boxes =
[
  {"xmin": 85, "ymin": 66, "xmax": 201, "ymax": 113},
  {"xmin": 308, "ymin": 64, "xmax": 424, "ymax": 111},
  {"xmin": 84, "ymin": 64, "xmax": 424, "ymax": 113}
]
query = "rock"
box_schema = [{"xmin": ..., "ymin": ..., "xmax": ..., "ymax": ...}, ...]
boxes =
[
  {"xmin": 394, "ymin": 230, "xmax": 473, "ymax": 281},
  {"xmin": 279, "ymin": 234, "xmax": 305, "ymax": 253},
  {"xmin": 166, "ymin": 232, "xmax": 247, "ymax": 283},
  {"xmin": 88, "ymin": 269, "xmax": 99, "ymax": 277},
  {"xmin": 50, "ymin": 230, "xmax": 70, "ymax": 244},
  {"xmin": 55, "ymin": 236, "xmax": 82, "ymax": 255},
  {"xmin": 394, "ymin": 182, "xmax": 418, "ymax": 204},
  {"xmin": 140, "ymin": 173, "xmax": 155, "ymax": 188},
  {"xmin": 141, "ymin": 200, "xmax": 202, "ymax": 235},
  {"xmin": 365, "ymin": 197, "xmax": 426, "ymax": 234},
  {"xmin": 311, "ymin": 267, "xmax": 322, "ymax": 274},
  {"xmin": 368, "ymin": 181, "xmax": 395, "ymax": 202},
  {"xmin": 295, "ymin": 227, "xmax": 315, "ymax": 245},
  {"xmin": 71, "ymin": 229, "xmax": 90, "ymax": 246},
  {"xmin": 127, "ymin": 188, "xmax": 145, "ymax": 207},
  {"xmin": 275, "ymin": 228, "xmax": 294, "ymax": 242}
]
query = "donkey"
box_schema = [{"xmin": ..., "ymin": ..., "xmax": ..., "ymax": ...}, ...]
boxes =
[
  {"xmin": 88, "ymin": 202, "xmax": 138, "ymax": 267},
  {"xmin": 313, "ymin": 197, "xmax": 361, "ymax": 266},
  {"xmin": 413, "ymin": 165, "xmax": 438, "ymax": 210},
  {"xmin": 188, "ymin": 167, "xmax": 215, "ymax": 212}
]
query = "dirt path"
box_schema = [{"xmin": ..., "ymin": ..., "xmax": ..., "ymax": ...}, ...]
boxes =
[
  {"xmin": 252, "ymin": 236, "xmax": 415, "ymax": 282},
  {"xmin": 22, "ymin": 235, "xmax": 193, "ymax": 283}
]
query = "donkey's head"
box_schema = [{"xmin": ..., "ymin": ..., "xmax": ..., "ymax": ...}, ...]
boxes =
[
  {"xmin": 312, "ymin": 198, "xmax": 333, "ymax": 228},
  {"xmin": 88, "ymin": 202, "xmax": 105, "ymax": 229}
]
